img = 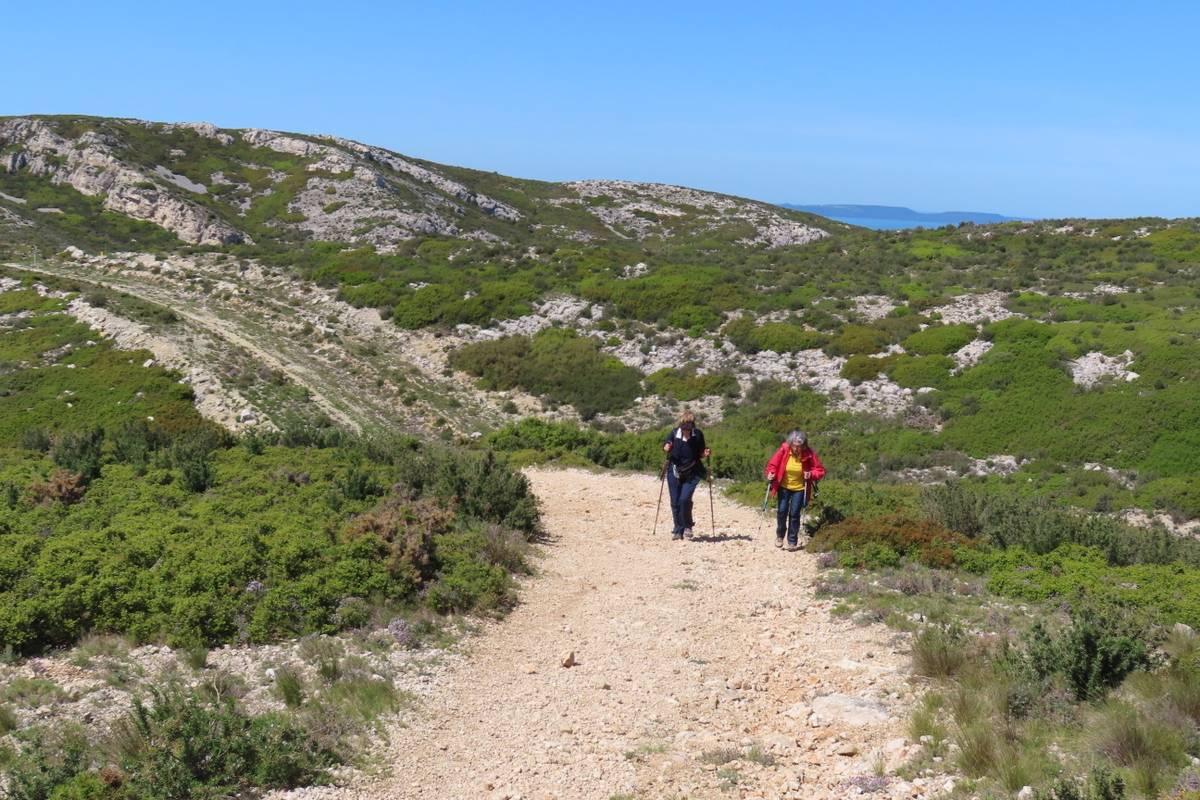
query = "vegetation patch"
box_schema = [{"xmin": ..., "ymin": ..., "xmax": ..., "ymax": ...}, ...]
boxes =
[
  {"xmin": 450, "ymin": 328, "xmax": 643, "ymax": 418},
  {"xmin": 644, "ymin": 364, "xmax": 740, "ymax": 401}
]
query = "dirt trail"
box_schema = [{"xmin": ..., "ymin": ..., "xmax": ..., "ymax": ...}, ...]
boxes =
[{"xmin": 320, "ymin": 469, "xmax": 929, "ymax": 800}]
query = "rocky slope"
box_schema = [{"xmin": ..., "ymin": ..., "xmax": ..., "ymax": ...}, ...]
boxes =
[{"xmin": 0, "ymin": 115, "xmax": 827, "ymax": 252}]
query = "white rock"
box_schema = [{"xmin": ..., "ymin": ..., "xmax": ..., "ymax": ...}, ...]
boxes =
[
  {"xmin": 1069, "ymin": 350, "xmax": 1139, "ymax": 388},
  {"xmin": 809, "ymin": 693, "xmax": 889, "ymax": 727}
]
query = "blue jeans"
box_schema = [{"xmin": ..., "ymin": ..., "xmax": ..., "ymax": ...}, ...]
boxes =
[
  {"xmin": 776, "ymin": 486, "xmax": 808, "ymax": 545},
  {"xmin": 667, "ymin": 469, "xmax": 701, "ymax": 534}
]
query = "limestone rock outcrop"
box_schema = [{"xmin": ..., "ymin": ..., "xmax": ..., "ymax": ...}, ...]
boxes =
[{"xmin": 0, "ymin": 118, "xmax": 248, "ymax": 245}]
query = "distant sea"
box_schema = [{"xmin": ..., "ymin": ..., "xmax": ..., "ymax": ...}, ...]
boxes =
[
  {"xmin": 821, "ymin": 215, "xmax": 948, "ymax": 230},
  {"xmin": 783, "ymin": 204, "xmax": 1027, "ymax": 230}
]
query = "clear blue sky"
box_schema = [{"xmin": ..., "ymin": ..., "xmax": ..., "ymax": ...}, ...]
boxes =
[{"xmin": 8, "ymin": 1, "xmax": 1200, "ymax": 218}]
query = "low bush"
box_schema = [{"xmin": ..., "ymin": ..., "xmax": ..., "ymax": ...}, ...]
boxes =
[
  {"xmin": 1034, "ymin": 767, "xmax": 1127, "ymax": 800},
  {"xmin": 51, "ymin": 428, "xmax": 104, "ymax": 482},
  {"xmin": 807, "ymin": 514, "xmax": 972, "ymax": 569},
  {"xmin": 922, "ymin": 483, "xmax": 1200, "ymax": 568},
  {"xmin": 645, "ymin": 365, "xmax": 740, "ymax": 400},
  {"xmin": 1025, "ymin": 606, "xmax": 1156, "ymax": 701},
  {"xmin": 840, "ymin": 354, "xmax": 899, "ymax": 384},
  {"xmin": 1093, "ymin": 701, "xmax": 1188, "ymax": 797},
  {"xmin": 0, "ymin": 439, "xmax": 540, "ymax": 654},
  {"xmin": 888, "ymin": 354, "xmax": 954, "ymax": 389},
  {"xmin": 4, "ymin": 683, "xmax": 336, "ymax": 800},
  {"xmin": 903, "ymin": 324, "xmax": 976, "ymax": 356},
  {"xmin": 825, "ymin": 324, "xmax": 890, "ymax": 356},
  {"xmin": 912, "ymin": 624, "xmax": 970, "ymax": 678},
  {"xmin": 450, "ymin": 328, "xmax": 642, "ymax": 418}
]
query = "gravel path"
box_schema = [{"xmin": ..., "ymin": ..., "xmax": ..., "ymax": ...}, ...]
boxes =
[{"xmin": 319, "ymin": 468, "xmax": 929, "ymax": 800}]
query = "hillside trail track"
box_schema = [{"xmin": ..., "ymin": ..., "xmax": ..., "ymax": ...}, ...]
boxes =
[{"xmin": 328, "ymin": 468, "xmax": 922, "ymax": 800}]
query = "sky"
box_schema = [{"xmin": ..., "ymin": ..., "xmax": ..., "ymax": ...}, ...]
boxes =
[{"xmin": 7, "ymin": 1, "xmax": 1200, "ymax": 219}]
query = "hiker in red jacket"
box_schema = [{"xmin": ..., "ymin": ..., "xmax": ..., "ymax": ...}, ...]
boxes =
[{"xmin": 764, "ymin": 431, "xmax": 825, "ymax": 551}]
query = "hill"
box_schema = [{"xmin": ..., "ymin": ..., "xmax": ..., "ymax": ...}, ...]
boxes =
[
  {"xmin": 3, "ymin": 115, "xmax": 1200, "ymax": 526},
  {"xmin": 0, "ymin": 115, "xmax": 827, "ymax": 252},
  {"xmin": 4, "ymin": 114, "xmax": 1200, "ymax": 799}
]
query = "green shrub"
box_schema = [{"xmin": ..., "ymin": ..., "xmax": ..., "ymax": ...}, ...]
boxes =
[
  {"xmin": 922, "ymin": 483, "xmax": 1200, "ymax": 568},
  {"xmin": 1025, "ymin": 606, "xmax": 1155, "ymax": 701},
  {"xmin": 0, "ymin": 704, "xmax": 18, "ymax": 735},
  {"xmin": 450, "ymin": 329, "xmax": 642, "ymax": 418},
  {"xmin": 645, "ymin": 365, "xmax": 740, "ymax": 400},
  {"xmin": 912, "ymin": 624, "xmax": 970, "ymax": 678},
  {"xmin": 51, "ymin": 428, "xmax": 104, "ymax": 482},
  {"xmin": 2, "ymin": 725, "xmax": 91, "ymax": 800},
  {"xmin": 889, "ymin": 354, "xmax": 954, "ymax": 389},
  {"xmin": 722, "ymin": 317, "xmax": 826, "ymax": 354},
  {"xmin": 109, "ymin": 685, "xmax": 334, "ymax": 797},
  {"xmin": 20, "ymin": 428, "xmax": 52, "ymax": 453},
  {"xmin": 840, "ymin": 354, "xmax": 898, "ymax": 384},
  {"xmin": 0, "ymin": 438, "xmax": 539, "ymax": 654},
  {"xmin": 1094, "ymin": 701, "xmax": 1187, "ymax": 797},
  {"xmin": 808, "ymin": 514, "xmax": 972, "ymax": 568},
  {"xmin": 427, "ymin": 529, "xmax": 516, "ymax": 613},
  {"xmin": 1035, "ymin": 767, "xmax": 1126, "ymax": 800},
  {"xmin": 111, "ymin": 420, "xmax": 160, "ymax": 472},
  {"xmin": 825, "ymin": 324, "xmax": 889, "ymax": 356},
  {"xmin": 750, "ymin": 322, "xmax": 826, "ymax": 353},
  {"xmin": 903, "ymin": 324, "xmax": 976, "ymax": 356},
  {"xmin": 964, "ymin": 544, "xmax": 1200, "ymax": 629},
  {"xmin": 169, "ymin": 432, "xmax": 216, "ymax": 493},
  {"xmin": 274, "ymin": 668, "xmax": 305, "ymax": 709}
]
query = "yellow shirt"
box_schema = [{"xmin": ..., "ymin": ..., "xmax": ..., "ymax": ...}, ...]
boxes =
[{"xmin": 782, "ymin": 454, "xmax": 807, "ymax": 491}]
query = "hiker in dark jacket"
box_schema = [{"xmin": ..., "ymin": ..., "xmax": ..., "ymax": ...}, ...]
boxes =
[
  {"xmin": 662, "ymin": 410, "xmax": 710, "ymax": 540},
  {"xmin": 764, "ymin": 430, "xmax": 825, "ymax": 550}
]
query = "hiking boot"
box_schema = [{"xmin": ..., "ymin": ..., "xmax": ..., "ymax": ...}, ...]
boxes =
[
  {"xmin": 786, "ymin": 542, "xmax": 799, "ymax": 552},
  {"xmin": 775, "ymin": 537, "xmax": 784, "ymax": 548},
  {"xmin": 672, "ymin": 531, "xmax": 684, "ymax": 541},
  {"xmin": 683, "ymin": 527, "xmax": 694, "ymax": 539}
]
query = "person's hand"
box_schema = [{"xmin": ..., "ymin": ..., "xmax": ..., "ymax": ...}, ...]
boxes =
[
  {"xmin": 803, "ymin": 471, "xmax": 812, "ymax": 480},
  {"xmin": 703, "ymin": 448, "xmax": 711, "ymax": 458},
  {"xmin": 767, "ymin": 471, "xmax": 775, "ymax": 480},
  {"xmin": 663, "ymin": 442, "xmax": 672, "ymax": 453}
]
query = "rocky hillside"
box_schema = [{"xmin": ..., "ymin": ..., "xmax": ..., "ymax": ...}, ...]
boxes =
[
  {"xmin": 2, "ymin": 114, "xmax": 1200, "ymax": 532},
  {"xmin": 0, "ymin": 115, "xmax": 827, "ymax": 251}
]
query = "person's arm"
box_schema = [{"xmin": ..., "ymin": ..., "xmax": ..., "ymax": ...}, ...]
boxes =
[
  {"xmin": 765, "ymin": 444, "xmax": 783, "ymax": 479},
  {"xmin": 808, "ymin": 450, "xmax": 826, "ymax": 481}
]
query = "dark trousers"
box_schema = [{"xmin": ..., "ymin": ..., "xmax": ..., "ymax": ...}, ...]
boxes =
[
  {"xmin": 667, "ymin": 469, "xmax": 701, "ymax": 534},
  {"xmin": 776, "ymin": 486, "xmax": 808, "ymax": 545}
]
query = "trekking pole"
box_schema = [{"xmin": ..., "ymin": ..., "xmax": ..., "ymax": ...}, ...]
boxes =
[
  {"xmin": 651, "ymin": 458, "xmax": 668, "ymax": 536},
  {"xmin": 706, "ymin": 455, "xmax": 716, "ymax": 537},
  {"xmin": 800, "ymin": 478, "xmax": 817, "ymax": 545},
  {"xmin": 756, "ymin": 481, "xmax": 771, "ymax": 538}
]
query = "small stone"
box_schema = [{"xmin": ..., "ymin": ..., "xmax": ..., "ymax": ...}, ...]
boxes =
[
  {"xmin": 836, "ymin": 742, "xmax": 858, "ymax": 756},
  {"xmin": 784, "ymin": 702, "xmax": 811, "ymax": 719},
  {"xmin": 763, "ymin": 731, "xmax": 793, "ymax": 752},
  {"xmin": 1017, "ymin": 787, "xmax": 1035, "ymax": 800},
  {"xmin": 560, "ymin": 651, "xmax": 576, "ymax": 668},
  {"xmin": 524, "ymin": 664, "xmax": 537, "ymax": 674}
]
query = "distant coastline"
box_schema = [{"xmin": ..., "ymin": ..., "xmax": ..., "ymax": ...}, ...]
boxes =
[{"xmin": 783, "ymin": 203, "xmax": 1027, "ymax": 230}]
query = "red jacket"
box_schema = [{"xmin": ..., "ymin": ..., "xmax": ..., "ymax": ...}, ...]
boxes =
[{"xmin": 764, "ymin": 443, "xmax": 825, "ymax": 496}]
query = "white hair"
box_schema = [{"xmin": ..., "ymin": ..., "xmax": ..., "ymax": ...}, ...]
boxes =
[{"xmin": 786, "ymin": 430, "xmax": 808, "ymax": 446}]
